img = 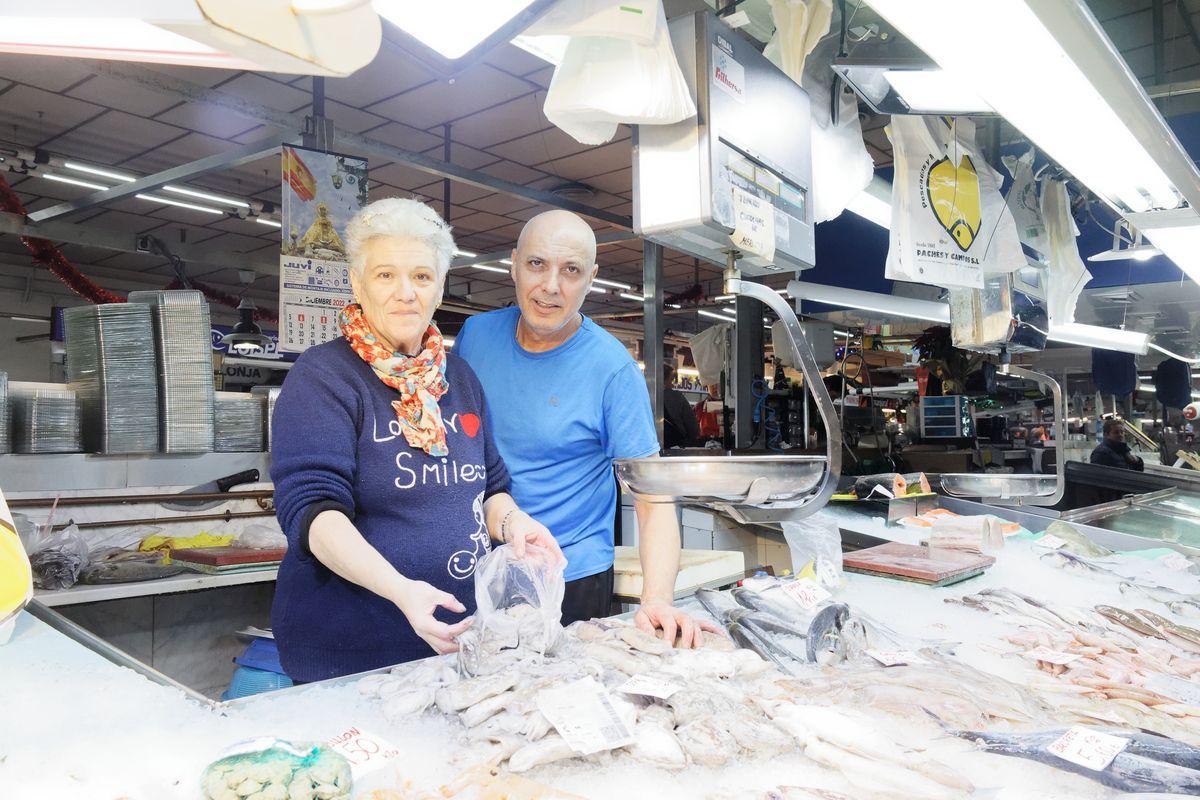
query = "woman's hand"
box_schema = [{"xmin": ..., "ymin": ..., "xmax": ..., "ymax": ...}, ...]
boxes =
[
  {"xmin": 503, "ymin": 509, "xmax": 564, "ymax": 564},
  {"xmin": 392, "ymin": 577, "xmax": 473, "ymax": 654}
]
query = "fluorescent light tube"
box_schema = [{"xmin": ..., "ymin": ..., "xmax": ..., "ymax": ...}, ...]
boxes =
[
  {"xmin": 256, "ymin": 218, "xmax": 283, "ymax": 228},
  {"xmin": 471, "ymin": 264, "xmax": 509, "ymax": 274},
  {"xmin": 698, "ymin": 310, "xmax": 734, "ymax": 321},
  {"xmin": 499, "ymin": 258, "xmax": 512, "ymax": 265},
  {"xmin": 63, "ymin": 161, "xmax": 135, "ymax": 182},
  {"xmin": 619, "ymin": 293, "xmax": 645, "ymax": 302},
  {"xmin": 135, "ymin": 194, "xmax": 225, "ymax": 215},
  {"xmin": 845, "ymin": 188, "xmax": 892, "ymax": 229},
  {"xmin": 594, "ymin": 277, "xmax": 633, "ymax": 290},
  {"xmin": 868, "ymin": 0, "xmax": 1184, "ymax": 214},
  {"xmin": 882, "ymin": 70, "xmax": 993, "ymax": 114},
  {"xmin": 789, "ymin": 281, "xmax": 951, "ymax": 323},
  {"xmin": 1045, "ymin": 322, "xmax": 1149, "ymax": 354},
  {"xmin": 375, "ymin": 0, "xmax": 536, "ymax": 59},
  {"xmin": 1126, "ymin": 208, "xmax": 1200, "ymax": 285},
  {"xmin": 442, "ymin": 336, "xmax": 456, "ymax": 347},
  {"xmin": 588, "ymin": 286, "xmax": 607, "ymax": 294},
  {"xmin": 512, "ymin": 34, "xmax": 568, "ymax": 66},
  {"xmin": 41, "ymin": 173, "xmax": 109, "ymax": 191},
  {"xmin": 713, "ymin": 295, "xmax": 734, "ymax": 302},
  {"xmin": 164, "ymin": 185, "xmax": 250, "ymax": 208},
  {"xmin": 454, "ymin": 249, "xmax": 477, "ymax": 258}
]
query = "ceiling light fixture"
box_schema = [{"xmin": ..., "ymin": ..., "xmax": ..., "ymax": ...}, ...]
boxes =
[
  {"xmin": 135, "ymin": 193, "xmax": 225, "ymax": 215},
  {"xmin": 619, "ymin": 293, "xmax": 645, "ymax": 302},
  {"xmin": 593, "ymin": 277, "xmax": 633, "ymax": 290},
  {"xmin": 375, "ymin": 0, "xmax": 537, "ymax": 59},
  {"xmin": 698, "ymin": 310, "xmax": 734, "ymax": 321},
  {"xmin": 1126, "ymin": 208, "xmax": 1200, "ymax": 285},
  {"xmin": 40, "ymin": 172, "xmax": 109, "ymax": 192},
  {"xmin": 866, "ymin": 0, "xmax": 1196, "ymax": 215},
  {"xmin": 471, "ymin": 263, "xmax": 509, "ymax": 274},
  {"xmin": 220, "ymin": 298, "xmax": 272, "ymax": 355},
  {"xmin": 454, "ymin": 249, "xmax": 477, "ymax": 258},
  {"xmin": 843, "ymin": 175, "xmax": 893, "ymax": 229},
  {"xmin": 63, "ymin": 161, "xmax": 134, "ymax": 183},
  {"xmin": 0, "ymin": 7, "xmax": 379, "ymax": 75},
  {"xmin": 163, "ymin": 185, "xmax": 250, "ymax": 209},
  {"xmin": 255, "ymin": 217, "xmax": 283, "ymax": 228},
  {"xmin": 1087, "ymin": 218, "xmax": 1161, "ymax": 262},
  {"xmin": 588, "ymin": 286, "xmax": 607, "ymax": 295}
]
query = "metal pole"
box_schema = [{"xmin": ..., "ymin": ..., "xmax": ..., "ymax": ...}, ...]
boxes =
[
  {"xmin": 643, "ymin": 240, "xmax": 664, "ymax": 447},
  {"xmin": 312, "ymin": 76, "xmax": 326, "ymax": 118},
  {"xmin": 733, "ymin": 268, "xmax": 763, "ymax": 450},
  {"xmin": 443, "ymin": 124, "xmax": 452, "ymax": 222}
]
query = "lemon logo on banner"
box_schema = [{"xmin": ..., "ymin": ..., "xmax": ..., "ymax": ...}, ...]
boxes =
[{"xmin": 925, "ymin": 154, "xmax": 981, "ymax": 252}]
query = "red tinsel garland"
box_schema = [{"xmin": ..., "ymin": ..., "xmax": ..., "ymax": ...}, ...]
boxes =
[
  {"xmin": 1, "ymin": 171, "xmax": 279, "ymax": 324},
  {"xmin": 0, "ymin": 173, "xmax": 125, "ymax": 304}
]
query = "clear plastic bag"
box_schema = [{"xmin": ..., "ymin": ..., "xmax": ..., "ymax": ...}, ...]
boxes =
[
  {"xmin": 780, "ymin": 511, "xmax": 843, "ymax": 589},
  {"xmin": 458, "ymin": 543, "xmax": 566, "ymax": 675},
  {"xmin": 541, "ymin": 0, "xmax": 696, "ymax": 145},
  {"xmin": 235, "ymin": 521, "xmax": 288, "ymax": 549},
  {"xmin": 27, "ymin": 521, "xmax": 90, "ymax": 590},
  {"xmin": 200, "ymin": 737, "xmax": 351, "ymax": 800}
]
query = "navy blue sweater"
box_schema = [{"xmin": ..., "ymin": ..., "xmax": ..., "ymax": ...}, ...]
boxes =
[{"xmin": 270, "ymin": 337, "xmax": 510, "ymax": 682}]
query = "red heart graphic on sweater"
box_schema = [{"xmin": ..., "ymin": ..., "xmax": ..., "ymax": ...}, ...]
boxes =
[{"xmin": 460, "ymin": 413, "xmax": 481, "ymax": 438}]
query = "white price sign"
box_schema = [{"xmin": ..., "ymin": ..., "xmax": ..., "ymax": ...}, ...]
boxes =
[
  {"xmin": 865, "ymin": 649, "xmax": 925, "ymax": 667},
  {"xmin": 618, "ymin": 674, "xmax": 684, "ymax": 700},
  {"xmin": 1035, "ymin": 534, "xmax": 1067, "ymax": 550},
  {"xmin": 327, "ymin": 727, "xmax": 400, "ymax": 780},
  {"xmin": 782, "ymin": 578, "xmax": 832, "ymax": 610},
  {"xmin": 1146, "ymin": 673, "xmax": 1200, "ymax": 706},
  {"xmin": 1046, "ymin": 726, "xmax": 1128, "ymax": 771},
  {"xmin": 1024, "ymin": 647, "xmax": 1081, "ymax": 666},
  {"xmin": 537, "ymin": 677, "xmax": 635, "ymax": 755},
  {"xmin": 1159, "ymin": 552, "xmax": 1193, "ymax": 572}
]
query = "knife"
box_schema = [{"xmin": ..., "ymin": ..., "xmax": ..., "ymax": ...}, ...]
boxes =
[{"xmin": 159, "ymin": 469, "xmax": 261, "ymax": 511}]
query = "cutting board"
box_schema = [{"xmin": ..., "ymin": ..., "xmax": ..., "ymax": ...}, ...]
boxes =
[
  {"xmin": 842, "ymin": 542, "xmax": 994, "ymax": 586},
  {"xmin": 169, "ymin": 546, "xmax": 286, "ymax": 567},
  {"xmin": 613, "ymin": 546, "xmax": 745, "ymax": 599}
]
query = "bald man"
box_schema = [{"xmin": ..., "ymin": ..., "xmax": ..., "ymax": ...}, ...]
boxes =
[{"xmin": 455, "ymin": 210, "xmax": 716, "ymax": 646}]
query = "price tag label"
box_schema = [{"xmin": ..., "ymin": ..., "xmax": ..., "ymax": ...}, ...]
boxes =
[
  {"xmin": 1035, "ymin": 534, "xmax": 1067, "ymax": 550},
  {"xmin": 1024, "ymin": 646, "xmax": 1080, "ymax": 666},
  {"xmin": 865, "ymin": 649, "xmax": 925, "ymax": 667},
  {"xmin": 327, "ymin": 727, "xmax": 401, "ymax": 780},
  {"xmin": 537, "ymin": 677, "xmax": 635, "ymax": 755},
  {"xmin": 1046, "ymin": 726, "xmax": 1128, "ymax": 771},
  {"xmin": 1159, "ymin": 552, "xmax": 1193, "ymax": 572},
  {"xmin": 1146, "ymin": 673, "xmax": 1200, "ymax": 706},
  {"xmin": 781, "ymin": 578, "xmax": 832, "ymax": 610},
  {"xmin": 618, "ymin": 674, "xmax": 684, "ymax": 700}
]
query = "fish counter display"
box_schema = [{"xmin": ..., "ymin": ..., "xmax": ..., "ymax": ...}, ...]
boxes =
[{"xmin": 5, "ymin": 517, "xmax": 1200, "ymax": 799}]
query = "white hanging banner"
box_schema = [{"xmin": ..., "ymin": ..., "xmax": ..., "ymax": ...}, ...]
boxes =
[
  {"xmin": 1002, "ymin": 147, "xmax": 1051, "ymax": 262},
  {"xmin": 885, "ymin": 117, "xmax": 1025, "ymax": 289}
]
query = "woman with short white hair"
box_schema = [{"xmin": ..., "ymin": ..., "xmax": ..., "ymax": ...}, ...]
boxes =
[{"xmin": 270, "ymin": 197, "xmax": 560, "ymax": 682}]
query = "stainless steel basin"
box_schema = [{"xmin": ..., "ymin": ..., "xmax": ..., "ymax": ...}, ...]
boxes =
[{"xmin": 615, "ymin": 454, "xmax": 827, "ymax": 505}]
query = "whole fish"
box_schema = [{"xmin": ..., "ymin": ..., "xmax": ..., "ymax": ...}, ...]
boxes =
[
  {"xmin": 1095, "ymin": 605, "xmax": 1163, "ymax": 639},
  {"xmin": 727, "ymin": 621, "xmax": 797, "ymax": 674},
  {"xmin": 1041, "ymin": 549, "xmax": 1117, "ymax": 576},
  {"xmin": 806, "ymin": 603, "xmax": 850, "ymax": 664},
  {"xmin": 1043, "ymin": 521, "xmax": 1114, "ymax": 558},
  {"xmin": 1136, "ymin": 609, "xmax": 1200, "ymax": 653},
  {"xmin": 695, "ymin": 587, "xmax": 744, "ymax": 625},
  {"xmin": 731, "ymin": 584, "xmax": 807, "ymax": 622},
  {"xmin": 948, "ymin": 726, "xmax": 1200, "ymax": 793}
]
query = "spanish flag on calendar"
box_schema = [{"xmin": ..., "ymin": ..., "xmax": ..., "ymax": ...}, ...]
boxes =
[{"xmin": 283, "ymin": 146, "xmax": 317, "ymax": 202}]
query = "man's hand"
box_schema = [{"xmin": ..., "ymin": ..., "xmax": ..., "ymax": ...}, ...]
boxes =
[
  {"xmin": 635, "ymin": 599, "xmax": 722, "ymax": 649},
  {"xmin": 504, "ymin": 509, "xmax": 564, "ymax": 565},
  {"xmin": 393, "ymin": 577, "xmax": 473, "ymax": 654}
]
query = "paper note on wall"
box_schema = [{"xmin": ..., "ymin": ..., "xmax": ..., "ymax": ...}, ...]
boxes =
[{"xmin": 730, "ymin": 185, "xmax": 775, "ymax": 262}]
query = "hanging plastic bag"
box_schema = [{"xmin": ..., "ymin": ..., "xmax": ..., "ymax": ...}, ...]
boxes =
[
  {"xmin": 780, "ymin": 511, "xmax": 843, "ymax": 590},
  {"xmin": 1002, "ymin": 147, "xmax": 1051, "ymax": 261},
  {"xmin": 885, "ymin": 116, "xmax": 1025, "ymax": 289},
  {"xmin": 458, "ymin": 543, "xmax": 566, "ymax": 675},
  {"xmin": 524, "ymin": 0, "xmax": 659, "ymax": 43},
  {"xmin": 1040, "ymin": 179, "xmax": 1091, "ymax": 325},
  {"xmin": 763, "ymin": 0, "xmax": 834, "ymax": 81},
  {"xmin": 771, "ymin": 20, "xmax": 873, "ymax": 223},
  {"xmin": 541, "ymin": 0, "xmax": 696, "ymax": 145},
  {"xmin": 690, "ymin": 322, "xmax": 731, "ymax": 388}
]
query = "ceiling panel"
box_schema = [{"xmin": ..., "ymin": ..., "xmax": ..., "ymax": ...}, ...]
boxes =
[
  {"xmin": 484, "ymin": 43, "xmax": 555, "ymax": 79},
  {"xmin": 324, "ymin": 44, "xmax": 435, "ymax": 108},
  {"xmin": 369, "ymin": 160, "xmax": 442, "ymax": 191},
  {"xmin": 221, "ymin": 73, "xmax": 314, "ymax": 114},
  {"xmin": 0, "ymin": 84, "xmax": 104, "ymax": 142},
  {"xmin": 153, "ymin": 101, "xmax": 263, "ymax": 139},
  {"xmin": 150, "ymin": 65, "xmax": 244, "ymax": 89},
  {"xmin": 476, "ymin": 158, "xmax": 547, "ymax": 186},
  {"xmin": 323, "ymin": 101, "xmax": 389, "ymax": 135},
  {"xmin": 488, "ymin": 126, "xmax": 592, "ymax": 166},
  {"xmin": 47, "ymin": 110, "xmax": 183, "ymax": 163},
  {"xmin": 65, "ymin": 74, "xmax": 179, "ymax": 117},
  {"xmin": 362, "ymin": 122, "xmax": 444, "ymax": 154},
  {"xmin": 0, "ymin": 54, "xmax": 96, "ymax": 93},
  {"xmin": 582, "ymin": 167, "xmax": 632, "ymax": 195},
  {"xmin": 369, "ymin": 64, "xmax": 533, "ymax": 130},
  {"xmin": 536, "ymin": 137, "xmax": 632, "ymax": 182},
  {"xmin": 450, "ymin": 209, "xmax": 521, "ymax": 233},
  {"xmin": 447, "ymin": 93, "xmax": 549, "ymax": 150},
  {"xmin": 463, "ymin": 192, "xmax": 537, "ymax": 217}
]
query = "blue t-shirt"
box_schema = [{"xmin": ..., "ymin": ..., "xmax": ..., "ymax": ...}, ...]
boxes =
[
  {"xmin": 270, "ymin": 337, "xmax": 510, "ymax": 681},
  {"xmin": 455, "ymin": 307, "xmax": 659, "ymax": 581}
]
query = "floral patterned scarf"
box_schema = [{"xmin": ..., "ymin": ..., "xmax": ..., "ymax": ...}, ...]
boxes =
[{"xmin": 339, "ymin": 303, "xmax": 449, "ymax": 456}]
